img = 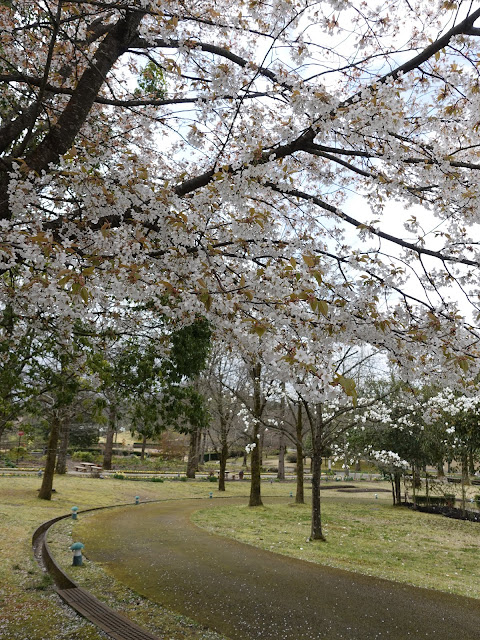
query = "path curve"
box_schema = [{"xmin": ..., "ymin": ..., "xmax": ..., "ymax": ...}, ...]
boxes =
[{"xmin": 78, "ymin": 497, "xmax": 480, "ymax": 640}]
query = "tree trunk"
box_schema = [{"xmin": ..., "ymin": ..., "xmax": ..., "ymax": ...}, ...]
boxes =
[
  {"xmin": 411, "ymin": 463, "xmax": 417, "ymax": 506},
  {"xmin": 140, "ymin": 433, "xmax": 147, "ymax": 461},
  {"xmin": 219, "ymin": 440, "xmax": 228, "ymax": 491},
  {"xmin": 390, "ymin": 474, "xmax": 395, "ymax": 504},
  {"xmin": 249, "ymin": 362, "xmax": 263, "ymax": 507},
  {"xmin": 55, "ymin": 417, "xmax": 70, "ymax": 475},
  {"xmin": 195, "ymin": 428, "xmax": 204, "ymax": 471},
  {"xmin": 277, "ymin": 431, "xmax": 286, "ymax": 481},
  {"xmin": 461, "ymin": 452, "xmax": 471, "ymax": 486},
  {"xmin": 186, "ymin": 428, "xmax": 199, "ymax": 478},
  {"xmin": 468, "ymin": 449, "xmax": 475, "ymax": 477},
  {"xmin": 249, "ymin": 435, "xmax": 262, "ymax": 506},
  {"xmin": 413, "ymin": 466, "xmax": 421, "ymax": 489},
  {"xmin": 103, "ymin": 404, "xmax": 116, "ymax": 470},
  {"xmin": 394, "ymin": 472, "xmax": 402, "ymax": 505},
  {"xmin": 295, "ymin": 404, "xmax": 304, "ymax": 504},
  {"xmin": 436, "ymin": 460, "xmax": 445, "ymax": 478},
  {"xmin": 38, "ymin": 414, "xmax": 60, "ymax": 500},
  {"xmin": 461, "ymin": 453, "xmax": 469, "ymax": 516},
  {"xmin": 310, "ymin": 403, "xmax": 325, "ymax": 541},
  {"xmin": 259, "ymin": 430, "xmax": 265, "ymax": 467}
]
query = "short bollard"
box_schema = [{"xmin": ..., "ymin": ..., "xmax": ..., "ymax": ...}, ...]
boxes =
[
  {"xmin": 289, "ymin": 491, "xmax": 293, "ymax": 498},
  {"xmin": 375, "ymin": 494, "xmax": 378, "ymax": 499},
  {"xmin": 135, "ymin": 496, "xmax": 140, "ymax": 505},
  {"xmin": 71, "ymin": 506, "xmax": 79, "ymax": 520},
  {"xmin": 37, "ymin": 469, "xmax": 43, "ymax": 477},
  {"xmin": 209, "ymin": 492, "xmax": 213, "ymax": 499},
  {"xmin": 70, "ymin": 541, "xmax": 85, "ymax": 566}
]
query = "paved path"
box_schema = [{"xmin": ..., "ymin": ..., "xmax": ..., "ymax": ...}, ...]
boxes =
[{"xmin": 79, "ymin": 498, "xmax": 480, "ymax": 640}]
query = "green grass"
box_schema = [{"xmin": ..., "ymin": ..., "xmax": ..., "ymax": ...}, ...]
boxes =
[{"xmin": 192, "ymin": 486, "xmax": 480, "ymax": 599}]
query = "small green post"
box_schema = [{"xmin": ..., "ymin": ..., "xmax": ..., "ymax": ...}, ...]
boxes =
[
  {"xmin": 71, "ymin": 506, "xmax": 79, "ymax": 520},
  {"xmin": 209, "ymin": 492, "xmax": 213, "ymax": 499},
  {"xmin": 70, "ymin": 542, "xmax": 84, "ymax": 566},
  {"xmin": 135, "ymin": 496, "xmax": 140, "ymax": 505}
]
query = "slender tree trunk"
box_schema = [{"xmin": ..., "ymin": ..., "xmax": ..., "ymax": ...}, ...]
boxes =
[
  {"xmin": 411, "ymin": 463, "xmax": 417, "ymax": 506},
  {"xmin": 249, "ymin": 434, "xmax": 262, "ymax": 506},
  {"xmin": 295, "ymin": 404, "xmax": 304, "ymax": 504},
  {"xmin": 195, "ymin": 428, "xmax": 205, "ymax": 471},
  {"xmin": 103, "ymin": 404, "xmax": 116, "ymax": 470},
  {"xmin": 468, "ymin": 449, "xmax": 475, "ymax": 477},
  {"xmin": 217, "ymin": 390, "xmax": 228, "ymax": 491},
  {"xmin": 437, "ymin": 460, "xmax": 445, "ymax": 478},
  {"xmin": 38, "ymin": 414, "xmax": 60, "ymax": 500},
  {"xmin": 140, "ymin": 433, "xmax": 147, "ymax": 461},
  {"xmin": 249, "ymin": 362, "xmax": 263, "ymax": 507},
  {"xmin": 461, "ymin": 452, "xmax": 471, "ymax": 486},
  {"xmin": 413, "ymin": 465, "xmax": 421, "ymax": 489},
  {"xmin": 394, "ymin": 472, "xmax": 401, "ymax": 505},
  {"xmin": 186, "ymin": 428, "xmax": 199, "ymax": 478},
  {"xmin": 310, "ymin": 403, "xmax": 325, "ymax": 541},
  {"xmin": 219, "ymin": 440, "xmax": 228, "ymax": 491},
  {"xmin": 55, "ymin": 417, "xmax": 70, "ymax": 475},
  {"xmin": 461, "ymin": 453, "xmax": 469, "ymax": 516},
  {"xmin": 389, "ymin": 474, "xmax": 395, "ymax": 504},
  {"xmin": 277, "ymin": 431, "xmax": 286, "ymax": 480}
]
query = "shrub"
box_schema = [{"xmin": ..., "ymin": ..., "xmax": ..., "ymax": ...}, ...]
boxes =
[
  {"xmin": 113, "ymin": 473, "xmax": 125, "ymax": 480},
  {"xmin": 286, "ymin": 452, "xmax": 297, "ymax": 463},
  {"xmin": 416, "ymin": 495, "xmax": 449, "ymax": 507},
  {"xmin": 151, "ymin": 477, "xmax": 164, "ymax": 483},
  {"xmin": 444, "ymin": 493, "xmax": 456, "ymax": 507},
  {"xmin": 208, "ymin": 475, "xmax": 217, "ymax": 482},
  {"xmin": 72, "ymin": 451, "xmax": 95, "ymax": 463}
]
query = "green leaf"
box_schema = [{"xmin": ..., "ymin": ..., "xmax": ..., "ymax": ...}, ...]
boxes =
[
  {"xmin": 317, "ymin": 300, "xmax": 328, "ymax": 317},
  {"xmin": 332, "ymin": 375, "xmax": 357, "ymax": 405}
]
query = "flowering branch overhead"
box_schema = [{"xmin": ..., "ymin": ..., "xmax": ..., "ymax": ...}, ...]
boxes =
[{"xmin": 2, "ymin": 1, "xmax": 480, "ymax": 389}]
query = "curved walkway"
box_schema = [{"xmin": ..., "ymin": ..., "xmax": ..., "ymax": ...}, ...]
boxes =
[{"xmin": 77, "ymin": 498, "xmax": 480, "ymax": 640}]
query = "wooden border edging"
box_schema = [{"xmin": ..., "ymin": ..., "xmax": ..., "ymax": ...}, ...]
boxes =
[{"xmin": 32, "ymin": 502, "xmax": 163, "ymax": 639}]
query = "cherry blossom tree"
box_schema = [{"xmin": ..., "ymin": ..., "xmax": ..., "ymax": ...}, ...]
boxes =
[
  {"xmin": 2, "ymin": 1, "xmax": 480, "ymax": 381},
  {"xmin": 3, "ymin": 2, "xmax": 480, "ymax": 515}
]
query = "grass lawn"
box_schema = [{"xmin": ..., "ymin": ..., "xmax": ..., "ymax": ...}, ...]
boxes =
[{"xmin": 1, "ymin": 475, "xmax": 479, "ymax": 640}]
